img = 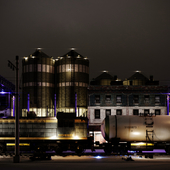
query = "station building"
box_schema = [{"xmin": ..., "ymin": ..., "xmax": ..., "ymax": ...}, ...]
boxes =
[{"xmin": 88, "ymin": 71, "xmax": 169, "ymax": 144}]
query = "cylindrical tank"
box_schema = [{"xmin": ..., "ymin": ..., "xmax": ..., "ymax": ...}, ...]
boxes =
[
  {"xmin": 55, "ymin": 49, "xmax": 89, "ymax": 116},
  {"xmin": 22, "ymin": 49, "xmax": 55, "ymax": 117},
  {"xmin": 101, "ymin": 115, "xmax": 170, "ymax": 142}
]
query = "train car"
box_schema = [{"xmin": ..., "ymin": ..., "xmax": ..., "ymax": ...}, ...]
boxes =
[
  {"xmin": 101, "ymin": 115, "xmax": 170, "ymax": 155},
  {"xmin": 0, "ymin": 112, "xmax": 93, "ymax": 157}
]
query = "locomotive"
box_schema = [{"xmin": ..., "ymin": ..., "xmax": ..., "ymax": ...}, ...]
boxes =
[
  {"xmin": 0, "ymin": 112, "xmax": 93, "ymax": 157},
  {"xmin": 101, "ymin": 115, "xmax": 170, "ymax": 155}
]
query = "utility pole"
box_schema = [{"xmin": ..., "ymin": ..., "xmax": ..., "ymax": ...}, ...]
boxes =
[{"xmin": 8, "ymin": 56, "xmax": 20, "ymax": 163}]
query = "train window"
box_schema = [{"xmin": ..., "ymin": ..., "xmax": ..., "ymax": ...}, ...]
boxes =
[
  {"xmin": 95, "ymin": 95, "xmax": 100, "ymax": 103},
  {"xmin": 155, "ymin": 109, "xmax": 160, "ymax": 115},
  {"xmin": 105, "ymin": 95, "xmax": 111, "ymax": 102},
  {"xmin": 106, "ymin": 109, "xmax": 111, "ymax": 117},
  {"xmin": 116, "ymin": 95, "xmax": 122, "ymax": 103},
  {"xmin": 133, "ymin": 109, "xmax": 139, "ymax": 115},
  {"xmin": 95, "ymin": 109, "xmax": 100, "ymax": 119},
  {"xmin": 116, "ymin": 109, "xmax": 122, "ymax": 115},
  {"xmin": 155, "ymin": 96, "xmax": 160, "ymax": 103},
  {"xmin": 133, "ymin": 95, "xmax": 139, "ymax": 103}
]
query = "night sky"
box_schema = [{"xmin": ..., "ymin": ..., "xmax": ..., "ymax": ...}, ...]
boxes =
[{"xmin": 1, "ymin": 0, "xmax": 170, "ymax": 85}]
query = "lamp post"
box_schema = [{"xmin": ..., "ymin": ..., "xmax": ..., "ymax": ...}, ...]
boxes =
[{"xmin": 8, "ymin": 56, "xmax": 20, "ymax": 163}]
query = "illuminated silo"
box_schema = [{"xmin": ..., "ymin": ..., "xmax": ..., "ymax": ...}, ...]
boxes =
[
  {"xmin": 55, "ymin": 49, "xmax": 89, "ymax": 117},
  {"xmin": 22, "ymin": 49, "xmax": 55, "ymax": 117}
]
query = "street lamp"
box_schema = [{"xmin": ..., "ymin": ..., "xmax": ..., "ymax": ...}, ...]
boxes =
[{"xmin": 8, "ymin": 56, "xmax": 20, "ymax": 163}]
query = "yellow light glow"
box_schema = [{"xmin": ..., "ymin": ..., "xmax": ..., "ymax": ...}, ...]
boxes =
[
  {"xmin": 73, "ymin": 135, "xmax": 80, "ymax": 139},
  {"xmin": 132, "ymin": 132, "xmax": 140, "ymax": 135},
  {"xmin": 131, "ymin": 142, "xmax": 154, "ymax": 146},
  {"xmin": 25, "ymin": 57, "xmax": 28, "ymax": 60},
  {"xmin": 49, "ymin": 135, "xmax": 57, "ymax": 140},
  {"xmin": 7, "ymin": 143, "xmax": 30, "ymax": 146}
]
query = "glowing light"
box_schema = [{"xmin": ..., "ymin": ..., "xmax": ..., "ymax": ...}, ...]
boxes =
[
  {"xmin": 6, "ymin": 143, "xmax": 30, "ymax": 146},
  {"xmin": 0, "ymin": 92, "xmax": 10, "ymax": 94},
  {"xmin": 37, "ymin": 48, "xmax": 42, "ymax": 51},
  {"xmin": 132, "ymin": 132, "xmax": 140, "ymax": 135},
  {"xmin": 135, "ymin": 70, "xmax": 141, "ymax": 73},
  {"xmin": 131, "ymin": 142, "xmax": 154, "ymax": 146},
  {"xmin": 49, "ymin": 135, "xmax": 57, "ymax": 140},
  {"xmin": 84, "ymin": 57, "xmax": 88, "ymax": 60},
  {"xmin": 25, "ymin": 57, "xmax": 28, "ymax": 60},
  {"xmin": 73, "ymin": 135, "xmax": 80, "ymax": 139},
  {"xmin": 95, "ymin": 155, "xmax": 102, "ymax": 159},
  {"xmin": 71, "ymin": 47, "xmax": 75, "ymax": 50},
  {"xmin": 103, "ymin": 70, "xmax": 108, "ymax": 73}
]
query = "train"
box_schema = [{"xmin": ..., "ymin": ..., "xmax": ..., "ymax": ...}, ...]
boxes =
[
  {"xmin": 1, "ymin": 113, "xmax": 170, "ymax": 158},
  {"xmin": 101, "ymin": 115, "xmax": 170, "ymax": 155},
  {"xmin": 0, "ymin": 112, "xmax": 93, "ymax": 158}
]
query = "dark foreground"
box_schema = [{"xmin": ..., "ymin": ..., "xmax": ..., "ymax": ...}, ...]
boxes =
[{"xmin": 1, "ymin": 155, "xmax": 170, "ymax": 170}]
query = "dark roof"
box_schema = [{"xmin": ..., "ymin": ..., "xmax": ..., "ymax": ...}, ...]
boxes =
[
  {"xmin": 128, "ymin": 72, "xmax": 149, "ymax": 81},
  {"xmin": 94, "ymin": 72, "xmax": 115, "ymax": 81},
  {"xmin": 61, "ymin": 50, "xmax": 85, "ymax": 58},
  {"xmin": 31, "ymin": 49, "xmax": 51, "ymax": 58}
]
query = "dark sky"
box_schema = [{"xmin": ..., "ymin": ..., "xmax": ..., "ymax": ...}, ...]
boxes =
[{"xmin": 1, "ymin": 0, "xmax": 170, "ymax": 85}]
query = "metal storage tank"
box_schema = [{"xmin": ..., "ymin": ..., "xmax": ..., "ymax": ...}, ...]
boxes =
[
  {"xmin": 22, "ymin": 49, "xmax": 55, "ymax": 117},
  {"xmin": 55, "ymin": 49, "xmax": 89, "ymax": 117}
]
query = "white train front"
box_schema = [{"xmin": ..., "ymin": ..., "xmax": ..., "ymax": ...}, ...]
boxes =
[{"xmin": 101, "ymin": 115, "xmax": 170, "ymax": 154}]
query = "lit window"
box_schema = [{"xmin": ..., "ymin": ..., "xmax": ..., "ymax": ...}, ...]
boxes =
[
  {"xmin": 116, "ymin": 109, "xmax": 122, "ymax": 115},
  {"xmin": 133, "ymin": 109, "xmax": 139, "ymax": 115},
  {"xmin": 95, "ymin": 95, "xmax": 100, "ymax": 103},
  {"xmin": 38, "ymin": 64, "xmax": 41, "ymax": 72},
  {"xmin": 79, "ymin": 65, "xmax": 82, "ymax": 72},
  {"xmin": 106, "ymin": 109, "xmax": 111, "ymax": 117},
  {"xmin": 105, "ymin": 95, "xmax": 111, "ymax": 102},
  {"xmin": 155, "ymin": 95, "xmax": 160, "ymax": 103},
  {"xmin": 116, "ymin": 95, "xmax": 122, "ymax": 103},
  {"xmin": 46, "ymin": 65, "xmax": 49, "ymax": 72},
  {"xmin": 42, "ymin": 64, "xmax": 46, "ymax": 72},
  {"xmin": 75, "ymin": 64, "xmax": 78, "ymax": 72},
  {"xmin": 95, "ymin": 109, "xmax": 100, "ymax": 119},
  {"xmin": 62, "ymin": 64, "xmax": 66, "ymax": 72}
]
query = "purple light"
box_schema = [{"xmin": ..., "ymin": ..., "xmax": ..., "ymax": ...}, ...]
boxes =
[
  {"xmin": 167, "ymin": 95, "xmax": 169, "ymax": 115},
  {"xmin": 13, "ymin": 96, "xmax": 15, "ymax": 117},
  {"xmin": 142, "ymin": 149, "xmax": 166, "ymax": 153},
  {"xmin": 0, "ymin": 92, "xmax": 11, "ymax": 94},
  {"xmin": 75, "ymin": 92, "xmax": 77, "ymax": 116}
]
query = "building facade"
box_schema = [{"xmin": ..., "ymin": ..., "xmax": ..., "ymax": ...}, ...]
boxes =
[{"xmin": 88, "ymin": 71, "xmax": 169, "ymax": 143}]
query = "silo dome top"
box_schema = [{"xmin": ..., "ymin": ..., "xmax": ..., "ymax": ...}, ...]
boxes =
[
  {"xmin": 28, "ymin": 49, "xmax": 52, "ymax": 59},
  {"xmin": 61, "ymin": 50, "xmax": 87, "ymax": 59}
]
